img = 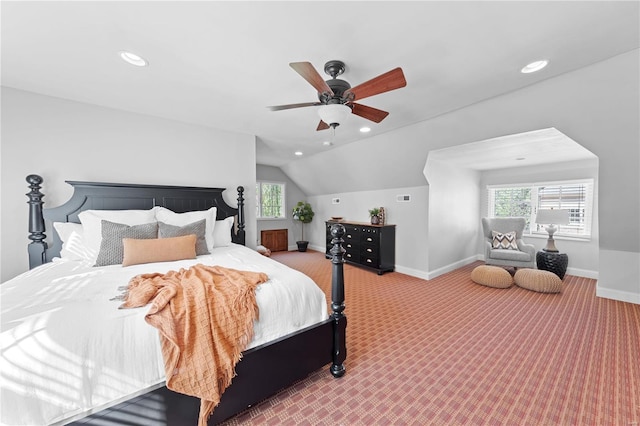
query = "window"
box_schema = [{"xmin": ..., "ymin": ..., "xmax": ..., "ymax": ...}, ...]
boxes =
[
  {"xmin": 256, "ymin": 181, "xmax": 286, "ymax": 219},
  {"xmin": 487, "ymin": 179, "xmax": 593, "ymax": 238}
]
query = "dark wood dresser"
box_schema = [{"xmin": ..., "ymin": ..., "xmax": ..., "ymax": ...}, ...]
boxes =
[{"xmin": 326, "ymin": 220, "xmax": 396, "ymax": 274}]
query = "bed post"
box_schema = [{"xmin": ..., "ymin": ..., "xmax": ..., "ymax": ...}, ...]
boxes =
[
  {"xmin": 329, "ymin": 223, "xmax": 347, "ymax": 378},
  {"xmin": 26, "ymin": 174, "xmax": 47, "ymax": 269},
  {"xmin": 236, "ymin": 186, "xmax": 246, "ymax": 246}
]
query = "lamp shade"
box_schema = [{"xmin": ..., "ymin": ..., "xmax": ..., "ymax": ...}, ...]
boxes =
[
  {"xmin": 535, "ymin": 209, "xmax": 570, "ymax": 225},
  {"xmin": 318, "ymin": 104, "xmax": 351, "ymax": 127}
]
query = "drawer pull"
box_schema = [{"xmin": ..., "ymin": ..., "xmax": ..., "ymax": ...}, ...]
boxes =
[
  {"xmin": 366, "ymin": 259, "xmax": 372, "ymax": 263},
  {"xmin": 346, "ymin": 254, "xmax": 352, "ymax": 258},
  {"xmin": 366, "ymin": 237, "xmax": 373, "ymax": 242},
  {"xmin": 347, "ymin": 244, "xmax": 352, "ymax": 248},
  {"xmin": 366, "ymin": 248, "xmax": 372, "ymax": 253}
]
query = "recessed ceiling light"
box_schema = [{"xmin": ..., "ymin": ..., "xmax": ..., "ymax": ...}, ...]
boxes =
[
  {"xmin": 119, "ymin": 51, "xmax": 148, "ymax": 67},
  {"xmin": 322, "ymin": 141, "xmax": 333, "ymax": 146},
  {"xmin": 516, "ymin": 157, "xmax": 526, "ymax": 161},
  {"xmin": 294, "ymin": 151, "xmax": 303, "ymax": 156},
  {"xmin": 360, "ymin": 127, "xmax": 371, "ymax": 133},
  {"xmin": 521, "ymin": 60, "xmax": 548, "ymax": 74}
]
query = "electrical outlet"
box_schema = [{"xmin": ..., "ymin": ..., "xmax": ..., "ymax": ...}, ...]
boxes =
[
  {"xmin": 332, "ymin": 198, "xmax": 340, "ymax": 204},
  {"xmin": 396, "ymin": 194, "xmax": 411, "ymax": 202}
]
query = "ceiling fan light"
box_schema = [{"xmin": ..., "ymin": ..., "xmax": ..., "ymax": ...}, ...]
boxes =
[{"xmin": 318, "ymin": 104, "xmax": 351, "ymax": 127}]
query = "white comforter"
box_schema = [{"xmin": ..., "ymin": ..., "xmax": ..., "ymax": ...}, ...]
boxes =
[{"xmin": 1, "ymin": 244, "xmax": 327, "ymax": 426}]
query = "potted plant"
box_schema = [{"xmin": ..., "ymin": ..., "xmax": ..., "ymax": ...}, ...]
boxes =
[
  {"xmin": 369, "ymin": 207, "xmax": 381, "ymax": 225},
  {"xmin": 292, "ymin": 201, "xmax": 315, "ymax": 252}
]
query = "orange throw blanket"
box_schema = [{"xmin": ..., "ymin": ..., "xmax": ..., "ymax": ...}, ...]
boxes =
[{"xmin": 120, "ymin": 264, "xmax": 268, "ymax": 426}]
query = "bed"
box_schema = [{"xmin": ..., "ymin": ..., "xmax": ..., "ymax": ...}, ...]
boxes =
[{"xmin": 1, "ymin": 175, "xmax": 347, "ymax": 425}]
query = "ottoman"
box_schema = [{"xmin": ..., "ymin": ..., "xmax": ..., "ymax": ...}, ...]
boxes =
[
  {"xmin": 514, "ymin": 268, "xmax": 563, "ymax": 293},
  {"xmin": 471, "ymin": 265, "xmax": 513, "ymax": 288}
]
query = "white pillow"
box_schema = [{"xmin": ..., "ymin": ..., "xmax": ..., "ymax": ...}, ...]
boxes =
[
  {"xmin": 53, "ymin": 222, "xmax": 91, "ymax": 261},
  {"xmin": 213, "ymin": 216, "xmax": 235, "ymax": 247},
  {"xmin": 154, "ymin": 207, "xmax": 217, "ymax": 252},
  {"xmin": 78, "ymin": 208, "xmax": 159, "ymax": 262}
]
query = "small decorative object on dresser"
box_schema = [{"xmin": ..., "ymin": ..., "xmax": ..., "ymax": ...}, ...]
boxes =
[
  {"xmin": 379, "ymin": 207, "xmax": 386, "ymax": 225},
  {"xmin": 326, "ymin": 220, "xmax": 395, "ymax": 274},
  {"xmin": 368, "ymin": 207, "xmax": 381, "ymax": 225}
]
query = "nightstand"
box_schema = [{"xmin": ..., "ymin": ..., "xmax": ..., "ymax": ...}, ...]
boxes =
[{"xmin": 536, "ymin": 251, "xmax": 568, "ymax": 279}]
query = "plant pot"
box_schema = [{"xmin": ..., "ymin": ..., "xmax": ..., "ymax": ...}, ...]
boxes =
[
  {"xmin": 371, "ymin": 215, "xmax": 380, "ymax": 225},
  {"xmin": 296, "ymin": 241, "xmax": 309, "ymax": 252}
]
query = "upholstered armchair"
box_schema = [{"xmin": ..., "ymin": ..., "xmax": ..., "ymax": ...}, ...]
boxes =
[{"xmin": 482, "ymin": 217, "xmax": 536, "ymax": 269}]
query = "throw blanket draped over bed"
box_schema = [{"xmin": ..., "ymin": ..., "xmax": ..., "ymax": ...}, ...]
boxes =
[{"xmin": 120, "ymin": 264, "xmax": 268, "ymax": 426}]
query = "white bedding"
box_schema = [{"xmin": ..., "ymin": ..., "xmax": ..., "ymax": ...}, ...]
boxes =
[{"xmin": 1, "ymin": 244, "xmax": 327, "ymax": 426}]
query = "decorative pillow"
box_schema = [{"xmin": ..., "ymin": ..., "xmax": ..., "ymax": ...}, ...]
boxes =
[
  {"xmin": 492, "ymin": 230, "xmax": 518, "ymax": 250},
  {"xmin": 122, "ymin": 234, "xmax": 197, "ymax": 267},
  {"xmin": 158, "ymin": 219, "xmax": 209, "ymax": 255},
  {"xmin": 155, "ymin": 207, "xmax": 217, "ymax": 252},
  {"xmin": 79, "ymin": 208, "xmax": 158, "ymax": 262},
  {"xmin": 53, "ymin": 222, "xmax": 91, "ymax": 261},
  {"xmin": 94, "ymin": 220, "xmax": 158, "ymax": 267},
  {"xmin": 213, "ymin": 216, "xmax": 235, "ymax": 247}
]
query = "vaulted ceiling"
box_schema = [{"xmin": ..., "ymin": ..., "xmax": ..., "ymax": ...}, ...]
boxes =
[{"xmin": 2, "ymin": 1, "xmax": 638, "ymax": 166}]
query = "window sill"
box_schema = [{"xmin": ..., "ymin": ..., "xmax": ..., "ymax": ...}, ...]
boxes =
[
  {"xmin": 258, "ymin": 217, "xmax": 288, "ymax": 221},
  {"xmin": 525, "ymin": 233, "xmax": 591, "ymax": 243}
]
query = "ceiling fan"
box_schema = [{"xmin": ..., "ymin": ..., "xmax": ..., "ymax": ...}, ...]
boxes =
[{"xmin": 268, "ymin": 60, "xmax": 406, "ymax": 131}]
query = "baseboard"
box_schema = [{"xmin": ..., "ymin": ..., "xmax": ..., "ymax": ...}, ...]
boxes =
[
  {"xmin": 596, "ymin": 286, "xmax": 640, "ymax": 305},
  {"xmin": 566, "ymin": 267, "xmax": 598, "ymax": 280},
  {"xmin": 308, "ymin": 244, "xmax": 325, "ymax": 253},
  {"xmin": 394, "ymin": 265, "xmax": 430, "ymax": 280},
  {"xmin": 425, "ymin": 255, "xmax": 481, "ymax": 280}
]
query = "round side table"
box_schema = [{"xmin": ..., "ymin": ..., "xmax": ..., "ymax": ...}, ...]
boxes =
[{"xmin": 536, "ymin": 251, "xmax": 568, "ymax": 279}]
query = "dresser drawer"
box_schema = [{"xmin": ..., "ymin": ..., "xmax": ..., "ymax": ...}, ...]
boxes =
[
  {"xmin": 361, "ymin": 255, "xmax": 379, "ymax": 268},
  {"xmin": 344, "ymin": 251, "xmax": 360, "ymax": 263},
  {"xmin": 360, "ymin": 228, "xmax": 379, "ymax": 245},
  {"xmin": 361, "ymin": 245, "xmax": 378, "ymax": 256}
]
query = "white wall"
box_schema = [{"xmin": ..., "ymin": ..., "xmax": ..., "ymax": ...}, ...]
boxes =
[
  {"xmin": 256, "ymin": 164, "xmax": 307, "ymax": 250},
  {"xmin": 307, "ymin": 185, "xmax": 429, "ymax": 278},
  {"xmin": 1, "ymin": 88, "xmax": 257, "ymax": 282},
  {"xmin": 480, "ymin": 158, "xmax": 600, "ymax": 278},
  {"xmin": 424, "ymin": 157, "xmax": 480, "ymax": 277}
]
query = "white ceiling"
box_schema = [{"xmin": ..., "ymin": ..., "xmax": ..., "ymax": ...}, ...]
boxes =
[
  {"xmin": 2, "ymin": 1, "xmax": 638, "ymax": 167},
  {"xmin": 428, "ymin": 128, "xmax": 597, "ymax": 171}
]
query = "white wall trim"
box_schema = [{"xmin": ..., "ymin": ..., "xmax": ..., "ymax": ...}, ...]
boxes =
[
  {"xmin": 596, "ymin": 285, "xmax": 640, "ymax": 305},
  {"xmin": 426, "ymin": 255, "xmax": 481, "ymax": 280},
  {"xmin": 566, "ymin": 267, "xmax": 599, "ymax": 280},
  {"xmin": 395, "ymin": 265, "xmax": 430, "ymax": 281}
]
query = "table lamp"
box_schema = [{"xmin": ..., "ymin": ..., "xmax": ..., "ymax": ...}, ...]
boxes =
[{"xmin": 535, "ymin": 208, "xmax": 570, "ymax": 252}]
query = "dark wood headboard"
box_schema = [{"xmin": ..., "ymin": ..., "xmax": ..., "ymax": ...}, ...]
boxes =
[{"xmin": 26, "ymin": 174, "xmax": 245, "ymax": 269}]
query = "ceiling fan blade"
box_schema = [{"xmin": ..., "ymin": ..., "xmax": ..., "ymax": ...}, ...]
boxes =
[
  {"xmin": 351, "ymin": 103, "xmax": 389, "ymax": 123},
  {"xmin": 268, "ymin": 102, "xmax": 321, "ymax": 111},
  {"xmin": 290, "ymin": 62, "xmax": 334, "ymax": 96},
  {"xmin": 345, "ymin": 67, "xmax": 406, "ymax": 101},
  {"xmin": 316, "ymin": 120, "xmax": 330, "ymax": 131}
]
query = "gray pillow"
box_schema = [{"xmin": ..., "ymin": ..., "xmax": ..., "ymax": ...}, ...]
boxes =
[
  {"xmin": 94, "ymin": 220, "xmax": 158, "ymax": 267},
  {"xmin": 158, "ymin": 219, "xmax": 209, "ymax": 256}
]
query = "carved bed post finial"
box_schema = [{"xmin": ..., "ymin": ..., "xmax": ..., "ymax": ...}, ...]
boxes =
[
  {"xmin": 329, "ymin": 223, "xmax": 347, "ymax": 378},
  {"xmin": 26, "ymin": 174, "xmax": 48, "ymax": 268},
  {"xmin": 236, "ymin": 186, "xmax": 246, "ymax": 246}
]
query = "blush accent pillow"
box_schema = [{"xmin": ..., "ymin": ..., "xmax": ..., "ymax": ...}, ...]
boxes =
[
  {"xmin": 122, "ymin": 234, "xmax": 197, "ymax": 267},
  {"xmin": 155, "ymin": 207, "xmax": 217, "ymax": 252},
  {"xmin": 158, "ymin": 219, "xmax": 209, "ymax": 255},
  {"xmin": 78, "ymin": 208, "xmax": 159, "ymax": 263},
  {"xmin": 491, "ymin": 230, "xmax": 518, "ymax": 250},
  {"xmin": 213, "ymin": 216, "xmax": 235, "ymax": 247},
  {"xmin": 94, "ymin": 220, "xmax": 158, "ymax": 266}
]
